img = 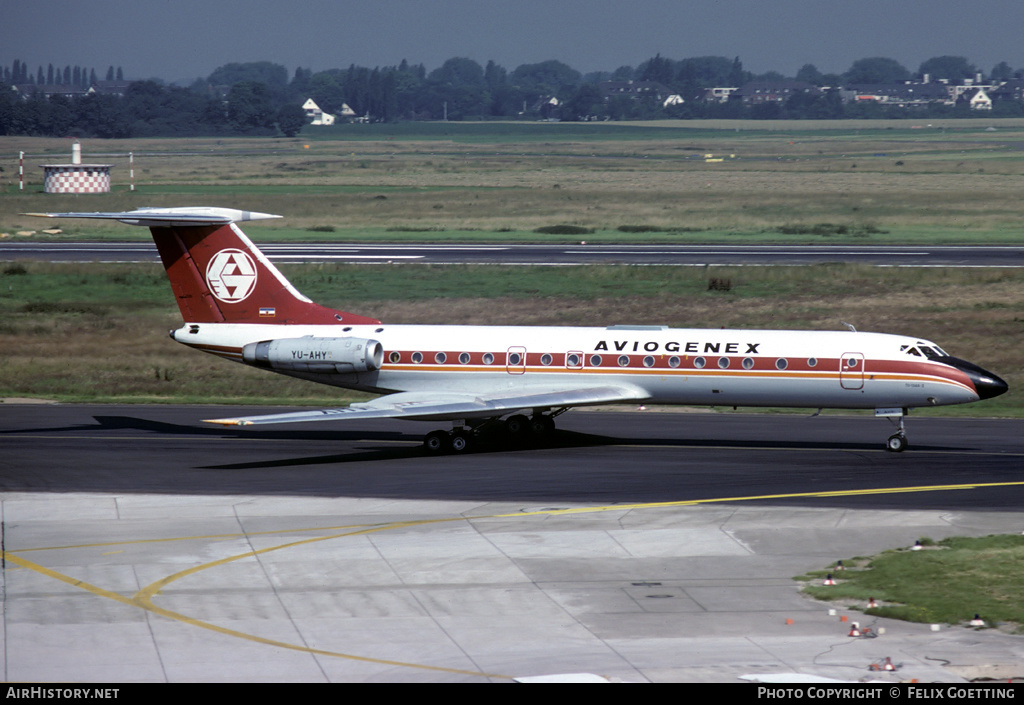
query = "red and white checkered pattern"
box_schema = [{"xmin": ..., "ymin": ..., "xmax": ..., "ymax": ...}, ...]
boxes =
[{"xmin": 42, "ymin": 166, "xmax": 111, "ymax": 194}]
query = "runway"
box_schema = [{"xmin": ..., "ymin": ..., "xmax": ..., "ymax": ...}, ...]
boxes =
[
  {"xmin": 3, "ymin": 241, "xmax": 1024, "ymax": 267},
  {"xmin": 1, "ymin": 405, "xmax": 1023, "ymax": 504},
  {"xmin": 2, "ymin": 405, "xmax": 1022, "ymax": 682}
]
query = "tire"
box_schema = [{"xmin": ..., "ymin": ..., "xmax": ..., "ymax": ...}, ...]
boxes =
[
  {"xmin": 450, "ymin": 431, "xmax": 472, "ymax": 453},
  {"xmin": 530, "ymin": 415, "xmax": 555, "ymax": 437},
  {"xmin": 424, "ymin": 430, "xmax": 450, "ymax": 454},
  {"xmin": 886, "ymin": 434, "xmax": 907, "ymax": 453},
  {"xmin": 505, "ymin": 414, "xmax": 529, "ymax": 436}
]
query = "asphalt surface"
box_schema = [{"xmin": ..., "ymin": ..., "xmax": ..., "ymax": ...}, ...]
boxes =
[
  {"xmin": 3, "ymin": 241, "xmax": 1024, "ymax": 267},
  {"xmin": 3, "ymin": 405, "xmax": 1024, "ymax": 682},
  {"xmin": 0, "ymin": 406, "xmax": 1021, "ymax": 507}
]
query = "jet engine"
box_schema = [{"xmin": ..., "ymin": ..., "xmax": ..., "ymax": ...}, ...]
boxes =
[{"xmin": 242, "ymin": 336, "xmax": 383, "ymax": 374}]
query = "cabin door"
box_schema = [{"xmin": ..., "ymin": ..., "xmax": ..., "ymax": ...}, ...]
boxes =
[
  {"xmin": 840, "ymin": 352, "xmax": 865, "ymax": 390},
  {"xmin": 506, "ymin": 346, "xmax": 527, "ymax": 375}
]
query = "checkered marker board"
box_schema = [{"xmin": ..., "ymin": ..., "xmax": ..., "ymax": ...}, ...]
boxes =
[{"xmin": 43, "ymin": 166, "xmax": 111, "ymax": 194}]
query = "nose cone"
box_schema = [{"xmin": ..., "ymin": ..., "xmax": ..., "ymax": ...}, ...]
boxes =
[
  {"xmin": 973, "ymin": 368, "xmax": 1010, "ymax": 400},
  {"xmin": 940, "ymin": 356, "xmax": 1009, "ymax": 401}
]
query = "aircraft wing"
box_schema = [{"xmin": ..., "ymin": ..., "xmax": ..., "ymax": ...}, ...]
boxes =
[{"xmin": 205, "ymin": 385, "xmax": 650, "ymax": 427}]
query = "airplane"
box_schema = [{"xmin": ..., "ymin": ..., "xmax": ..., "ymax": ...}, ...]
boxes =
[{"xmin": 28, "ymin": 207, "xmax": 1008, "ymax": 454}]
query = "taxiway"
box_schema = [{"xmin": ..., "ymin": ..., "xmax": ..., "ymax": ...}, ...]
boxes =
[{"xmin": 1, "ymin": 405, "xmax": 1022, "ymax": 682}]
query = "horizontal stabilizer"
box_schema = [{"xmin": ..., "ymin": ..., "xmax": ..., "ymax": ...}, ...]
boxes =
[
  {"xmin": 205, "ymin": 385, "xmax": 650, "ymax": 426},
  {"xmin": 25, "ymin": 207, "xmax": 281, "ymax": 227}
]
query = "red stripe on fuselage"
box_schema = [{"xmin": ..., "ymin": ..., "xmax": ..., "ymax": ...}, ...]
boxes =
[{"xmin": 375, "ymin": 350, "xmax": 975, "ymax": 391}]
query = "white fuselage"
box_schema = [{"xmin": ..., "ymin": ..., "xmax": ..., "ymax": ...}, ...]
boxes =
[{"xmin": 174, "ymin": 322, "xmax": 981, "ymax": 412}]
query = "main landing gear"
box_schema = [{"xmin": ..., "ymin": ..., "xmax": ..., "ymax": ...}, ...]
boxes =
[{"xmin": 422, "ymin": 410, "xmax": 564, "ymax": 454}]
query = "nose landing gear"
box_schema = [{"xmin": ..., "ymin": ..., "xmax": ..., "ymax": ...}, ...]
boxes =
[{"xmin": 878, "ymin": 408, "xmax": 909, "ymax": 453}]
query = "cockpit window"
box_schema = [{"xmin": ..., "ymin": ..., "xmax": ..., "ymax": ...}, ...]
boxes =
[{"xmin": 905, "ymin": 343, "xmax": 948, "ymax": 359}]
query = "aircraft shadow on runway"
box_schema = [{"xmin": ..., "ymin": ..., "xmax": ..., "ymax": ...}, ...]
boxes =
[
  {"xmin": 201, "ymin": 434, "xmax": 983, "ymax": 471},
  {"xmin": 2, "ymin": 414, "xmax": 970, "ymax": 472},
  {"xmin": 3, "ymin": 412, "xmax": 1020, "ymax": 509}
]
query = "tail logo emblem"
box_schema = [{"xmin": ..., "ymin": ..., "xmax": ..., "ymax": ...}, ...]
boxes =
[{"xmin": 206, "ymin": 249, "xmax": 258, "ymax": 303}]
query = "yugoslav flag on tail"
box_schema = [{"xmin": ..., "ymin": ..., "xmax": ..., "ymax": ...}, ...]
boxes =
[{"xmin": 26, "ymin": 207, "xmax": 380, "ymax": 326}]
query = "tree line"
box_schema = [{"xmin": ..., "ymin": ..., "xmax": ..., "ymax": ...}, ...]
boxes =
[
  {"xmin": 2, "ymin": 54, "xmax": 1023, "ymax": 139},
  {"xmin": 4, "ymin": 60, "xmax": 124, "ymax": 88}
]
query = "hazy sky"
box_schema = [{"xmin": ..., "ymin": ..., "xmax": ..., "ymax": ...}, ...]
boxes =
[{"xmin": 4, "ymin": 0, "xmax": 1024, "ymax": 84}]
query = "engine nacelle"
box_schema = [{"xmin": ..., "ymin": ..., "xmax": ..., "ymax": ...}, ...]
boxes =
[{"xmin": 243, "ymin": 336, "xmax": 384, "ymax": 374}]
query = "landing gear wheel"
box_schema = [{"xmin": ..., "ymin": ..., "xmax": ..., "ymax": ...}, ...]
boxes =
[
  {"xmin": 505, "ymin": 414, "xmax": 529, "ymax": 437},
  {"xmin": 530, "ymin": 415, "xmax": 555, "ymax": 438},
  {"xmin": 449, "ymin": 430, "xmax": 472, "ymax": 453},
  {"xmin": 886, "ymin": 433, "xmax": 908, "ymax": 453},
  {"xmin": 423, "ymin": 430, "xmax": 450, "ymax": 454}
]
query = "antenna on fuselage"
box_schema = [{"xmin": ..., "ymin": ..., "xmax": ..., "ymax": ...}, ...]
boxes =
[{"xmin": 841, "ymin": 321, "xmax": 857, "ymax": 332}]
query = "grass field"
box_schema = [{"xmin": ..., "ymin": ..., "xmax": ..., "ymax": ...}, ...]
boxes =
[
  {"xmin": 800, "ymin": 534, "xmax": 1024, "ymax": 631},
  {"xmin": 1, "ymin": 121, "xmax": 1022, "ymax": 410},
  {"xmin": 6, "ymin": 119, "xmax": 1024, "ymax": 243},
  {"xmin": 0, "ymin": 261, "xmax": 1019, "ymax": 415}
]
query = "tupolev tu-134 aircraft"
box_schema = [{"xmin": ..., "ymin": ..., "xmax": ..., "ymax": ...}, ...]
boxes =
[{"xmin": 29, "ymin": 207, "xmax": 1008, "ymax": 453}]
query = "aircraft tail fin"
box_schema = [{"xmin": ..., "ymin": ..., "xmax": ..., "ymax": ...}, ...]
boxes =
[{"xmin": 26, "ymin": 208, "xmax": 380, "ymax": 325}]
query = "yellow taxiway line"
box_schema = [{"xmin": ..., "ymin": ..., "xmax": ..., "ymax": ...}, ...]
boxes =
[{"xmin": 5, "ymin": 479, "xmax": 1024, "ymax": 679}]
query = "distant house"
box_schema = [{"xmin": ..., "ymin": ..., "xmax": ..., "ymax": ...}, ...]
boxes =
[
  {"xmin": 703, "ymin": 86, "xmax": 739, "ymax": 103},
  {"xmin": 89, "ymin": 80, "xmax": 131, "ymax": 97},
  {"xmin": 10, "ymin": 80, "xmax": 132, "ymax": 101},
  {"xmin": 844, "ymin": 82, "xmax": 952, "ymax": 108},
  {"xmin": 598, "ymin": 80, "xmax": 673, "ymax": 102},
  {"xmin": 733, "ymin": 81, "xmax": 820, "ymax": 104},
  {"xmin": 958, "ymin": 87, "xmax": 992, "ymax": 110},
  {"xmin": 990, "ymin": 78, "xmax": 1024, "ymax": 103},
  {"xmin": 302, "ymin": 98, "xmax": 358, "ymax": 125},
  {"xmin": 302, "ymin": 98, "xmax": 335, "ymax": 125},
  {"xmin": 11, "ymin": 83, "xmax": 89, "ymax": 100}
]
